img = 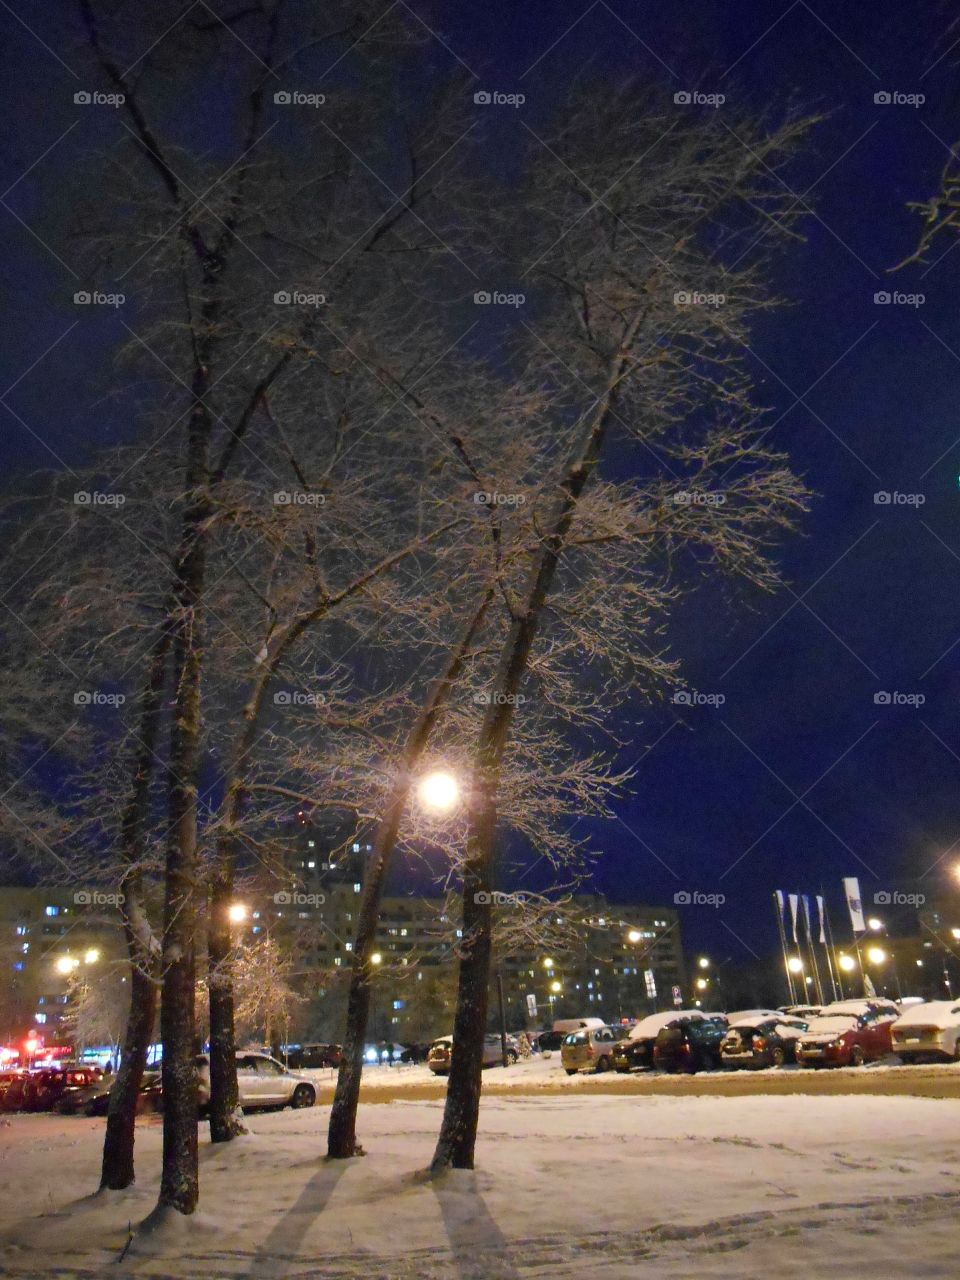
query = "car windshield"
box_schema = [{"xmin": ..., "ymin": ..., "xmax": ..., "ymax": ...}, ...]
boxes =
[{"xmin": 563, "ymin": 1032, "xmax": 586, "ymax": 1045}]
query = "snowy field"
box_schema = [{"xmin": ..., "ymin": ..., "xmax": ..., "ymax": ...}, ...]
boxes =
[{"xmin": 1, "ymin": 1090, "xmax": 960, "ymax": 1278}]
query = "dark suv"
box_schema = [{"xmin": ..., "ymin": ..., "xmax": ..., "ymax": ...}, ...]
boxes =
[{"xmin": 653, "ymin": 1017, "xmax": 727, "ymax": 1073}]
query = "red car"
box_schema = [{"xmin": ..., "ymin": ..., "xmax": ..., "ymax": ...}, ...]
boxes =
[{"xmin": 795, "ymin": 1003, "xmax": 898, "ymax": 1068}]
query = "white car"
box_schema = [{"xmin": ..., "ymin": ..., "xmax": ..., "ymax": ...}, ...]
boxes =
[
  {"xmin": 195, "ymin": 1052, "xmax": 316, "ymax": 1110},
  {"xmin": 891, "ymin": 1001, "xmax": 960, "ymax": 1063}
]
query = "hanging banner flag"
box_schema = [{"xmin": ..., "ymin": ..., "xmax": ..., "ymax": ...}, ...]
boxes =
[
  {"xmin": 816, "ymin": 895, "xmax": 827, "ymax": 945},
  {"xmin": 843, "ymin": 877, "xmax": 866, "ymax": 935},
  {"xmin": 775, "ymin": 890, "xmax": 787, "ymax": 927},
  {"xmin": 788, "ymin": 893, "xmax": 799, "ymax": 943},
  {"xmin": 801, "ymin": 894, "xmax": 813, "ymax": 939}
]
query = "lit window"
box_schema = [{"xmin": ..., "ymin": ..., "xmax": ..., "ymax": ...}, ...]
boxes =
[
  {"xmin": 352, "ymin": 843, "xmax": 360, "ymax": 852},
  {"xmin": 13, "ymin": 962, "xmax": 23, "ymax": 971},
  {"xmin": 307, "ymin": 861, "xmax": 316, "ymax": 869},
  {"xmin": 354, "ymin": 883, "xmax": 361, "ymax": 893},
  {"xmin": 307, "ymin": 840, "xmax": 315, "ymax": 848},
  {"xmin": 15, "ymin": 925, "xmax": 26, "ymax": 936},
  {"xmin": 345, "ymin": 942, "xmax": 353, "ymax": 951},
  {"xmin": 333, "ymin": 957, "xmax": 341, "ymax": 967},
  {"xmin": 35, "ymin": 1012, "xmax": 47, "ymax": 1024},
  {"xmin": 392, "ymin": 1000, "xmax": 404, "ymax": 1010},
  {"xmin": 45, "ymin": 906, "xmax": 59, "ymax": 917}
]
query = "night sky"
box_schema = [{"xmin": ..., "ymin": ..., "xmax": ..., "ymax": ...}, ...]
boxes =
[{"xmin": 3, "ymin": 1, "xmax": 960, "ymax": 976}]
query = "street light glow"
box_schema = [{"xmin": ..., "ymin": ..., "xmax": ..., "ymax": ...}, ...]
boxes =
[
  {"xmin": 787, "ymin": 957, "xmax": 804, "ymax": 973},
  {"xmin": 55, "ymin": 956, "xmax": 78, "ymax": 975},
  {"xmin": 838, "ymin": 954, "xmax": 857, "ymax": 972},
  {"xmin": 696, "ymin": 977, "xmax": 707, "ymax": 990},
  {"xmin": 370, "ymin": 952, "xmax": 382, "ymax": 966},
  {"xmin": 627, "ymin": 929, "xmax": 642, "ymax": 944},
  {"xmin": 867, "ymin": 946, "xmax": 887, "ymax": 965},
  {"xmin": 83, "ymin": 948, "xmax": 100, "ymax": 964},
  {"xmin": 698, "ymin": 956, "xmax": 710, "ymax": 969},
  {"xmin": 418, "ymin": 770, "xmax": 460, "ymax": 813},
  {"xmin": 550, "ymin": 980, "xmax": 561, "ymax": 993},
  {"xmin": 227, "ymin": 902, "xmax": 248, "ymax": 925},
  {"xmin": 867, "ymin": 917, "xmax": 883, "ymax": 931}
]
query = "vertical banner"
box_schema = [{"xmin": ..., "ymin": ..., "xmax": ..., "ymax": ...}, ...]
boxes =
[
  {"xmin": 843, "ymin": 877, "xmax": 866, "ymax": 935},
  {"xmin": 774, "ymin": 891, "xmax": 796, "ymax": 1004},
  {"xmin": 816, "ymin": 895, "xmax": 827, "ymax": 944},
  {"xmin": 788, "ymin": 893, "xmax": 799, "ymax": 943}
]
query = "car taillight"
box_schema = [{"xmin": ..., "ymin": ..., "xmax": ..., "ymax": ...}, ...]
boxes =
[{"xmin": 752, "ymin": 1037, "xmax": 766, "ymax": 1051}]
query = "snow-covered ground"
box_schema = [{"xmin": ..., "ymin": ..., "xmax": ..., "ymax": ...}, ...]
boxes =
[{"xmin": 1, "ymin": 1089, "xmax": 959, "ymax": 1278}]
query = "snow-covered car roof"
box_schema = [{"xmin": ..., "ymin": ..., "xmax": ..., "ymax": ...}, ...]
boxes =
[
  {"xmin": 629, "ymin": 1010, "xmax": 704, "ymax": 1040},
  {"xmin": 895, "ymin": 1000, "xmax": 960, "ymax": 1027},
  {"xmin": 821, "ymin": 1000, "xmax": 896, "ymax": 1017},
  {"xmin": 724, "ymin": 1009, "xmax": 783, "ymax": 1023},
  {"xmin": 802, "ymin": 1015, "xmax": 858, "ymax": 1035}
]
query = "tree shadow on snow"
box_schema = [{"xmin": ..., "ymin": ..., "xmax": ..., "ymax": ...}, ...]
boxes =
[
  {"xmin": 247, "ymin": 1160, "xmax": 349, "ymax": 1279},
  {"xmin": 432, "ymin": 1175, "xmax": 520, "ymax": 1280}
]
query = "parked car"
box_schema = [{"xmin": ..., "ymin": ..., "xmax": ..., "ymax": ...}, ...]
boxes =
[
  {"xmin": 891, "ymin": 1000, "xmax": 960, "ymax": 1063},
  {"xmin": 560, "ymin": 1025, "xmax": 626, "ymax": 1075},
  {"xmin": 0, "ymin": 1069, "xmax": 26, "ymax": 1110},
  {"xmin": 795, "ymin": 1005, "xmax": 898, "ymax": 1068},
  {"xmin": 721, "ymin": 1016, "xmax": 809, "ymax": 1069},
  {"xmin": 535, "ymin": 1030, "xmax": 564, "ymax": 1054},
  {"xmin": 653, "ymin": 1016, "xmax": 727, "ymax": 1074},
  {"xmin": 22, "ymin": 1064, "xmax": 105, "ymax": 1112},
  {"xmin": 551, "ymin": 1017, "xmax": 606, "ymax": 1036},
  {"xmin": 613, "ymin": 1010, "xmax": 706, "ymax": 1073},
  {"xmin": 68, "ymin": 1070, "xmax": 164, "ymax": 1117},
  {"xmin": 284, "ymin": 1043, "xmax": 342, "ymax": 1070},
  {"xmin": 779, "ymin": 1004, "xmax": 823, "ymax": 1020},
  {"xmin": 399, "ymin": 1043, "xmax": 432, "ymax": 1064},
  {"xmin": 426, "ymin": 1033, "xmax": 519, "ymax": 1075},
  {"xmin": 195, "ymin": 1052, "xmax": 316, "ymax": 1109}
]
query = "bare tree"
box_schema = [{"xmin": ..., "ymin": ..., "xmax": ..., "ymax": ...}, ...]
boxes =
[{"xmin": 430, "ymin": 87, "xmax": 816, "ymax": 1172}]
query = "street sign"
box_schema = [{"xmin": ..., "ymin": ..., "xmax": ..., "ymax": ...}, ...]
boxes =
[
  {"xmin": 526, "ymin": 993, "xmax": 538, "ymax": 1018},
  {"xmin": 671, "ymin": 985, "xmax": 682, "ymax": 1007}
]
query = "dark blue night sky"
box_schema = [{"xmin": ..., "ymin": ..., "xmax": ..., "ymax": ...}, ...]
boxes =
[{"xmin": 3, "ymin": 1, "xmax": 960, "ymax": 973}]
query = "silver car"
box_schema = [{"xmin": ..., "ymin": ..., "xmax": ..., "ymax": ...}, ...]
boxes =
[{"xmin": 195, "ymin": 1052, "xmax": 316, "ymax": 1110}]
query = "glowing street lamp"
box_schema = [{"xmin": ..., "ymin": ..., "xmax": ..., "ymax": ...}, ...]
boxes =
[
  {"xmin": 696, "ymin": 977, "xmax": 708, "ymax": 991},
  {"xmin": 698, "ymin": 957, "xmax": 710, "ymax": 970},
  {"xmin": 417, "ymin": 770, "xmax": 460, "ymax": 813},
  {"xmin": 838, "ymin": 954, "xmax": 857, "ymax": 973},
  {"xmin": 867, "ymin": 946, "xmax": 887, "ymax": 965},
  {"xmin": 787, "ymin": 957, "xmax": 804, "ymax": 974},
  {"xmin": 83, "ymin": 948, "xmax": 100, "ymax": 964},
  {"xmin": 542, "ymin": 957, "xmax": 555, "ymax": 970},
  {"xmin": 867, "ymin": 917, "xmax": 884, "ymax": 932},
  {"xmin": 627, "ymin": 929, "xmax": 642, "ymax": 944},
  {"xmin": 370, "ymin": 952, "xmax": 382, "ymax": 966},
  {"xmin": 550, "ymin": 980, "xmax": 561, "ymax": 993},
  {"xmin": 227, "ymin": 902, "xmax": 248, "ymax": 925},
  {"xmin": 55, "ymin": 956, "xmax": 79, "ymax": 975}
]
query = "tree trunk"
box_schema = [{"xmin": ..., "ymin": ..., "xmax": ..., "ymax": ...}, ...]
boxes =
[
  {"xmin": 327, "ymin": 590, "xmax": 493, "ymax": 1159},
  {"xmin": 429, "ymin": 791, "xmax": 495, "ymax": 1172},
  {"xmin": 431, "ymin": 344, "xmax": 634, "ymax": 1174},
  {"xmin": 207, "ymin": 867, "xmax": 245, "ymax": 1142},
  {"xmin": 99, "ymin": 618, "xmax": 170, "ymax": 1191}
]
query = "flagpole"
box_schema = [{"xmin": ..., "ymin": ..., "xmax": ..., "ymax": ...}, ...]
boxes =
[
  {"xmin": 803, "ymin": 896, "xmax": 825, "ymax": 1005},
  {"xmin": 773, "ymin": 892, "xmax": 796, "ymax": 1004},
  {"xmin": 820, "ymin": 894, "xmax": 840, "ymax": 1001}
]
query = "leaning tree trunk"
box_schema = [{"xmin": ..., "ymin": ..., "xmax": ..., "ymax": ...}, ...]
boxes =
[
  {"xmin": 99, "ymin": 617, "xmax": 170, "ymax": 1190},
  {"xmin": 327, "ymin": 589, "xmax": 493, "ymax": 1159},
  {"xmin": 431, "ymin": 340, "xmax": 635, "ymax": 1173}
]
